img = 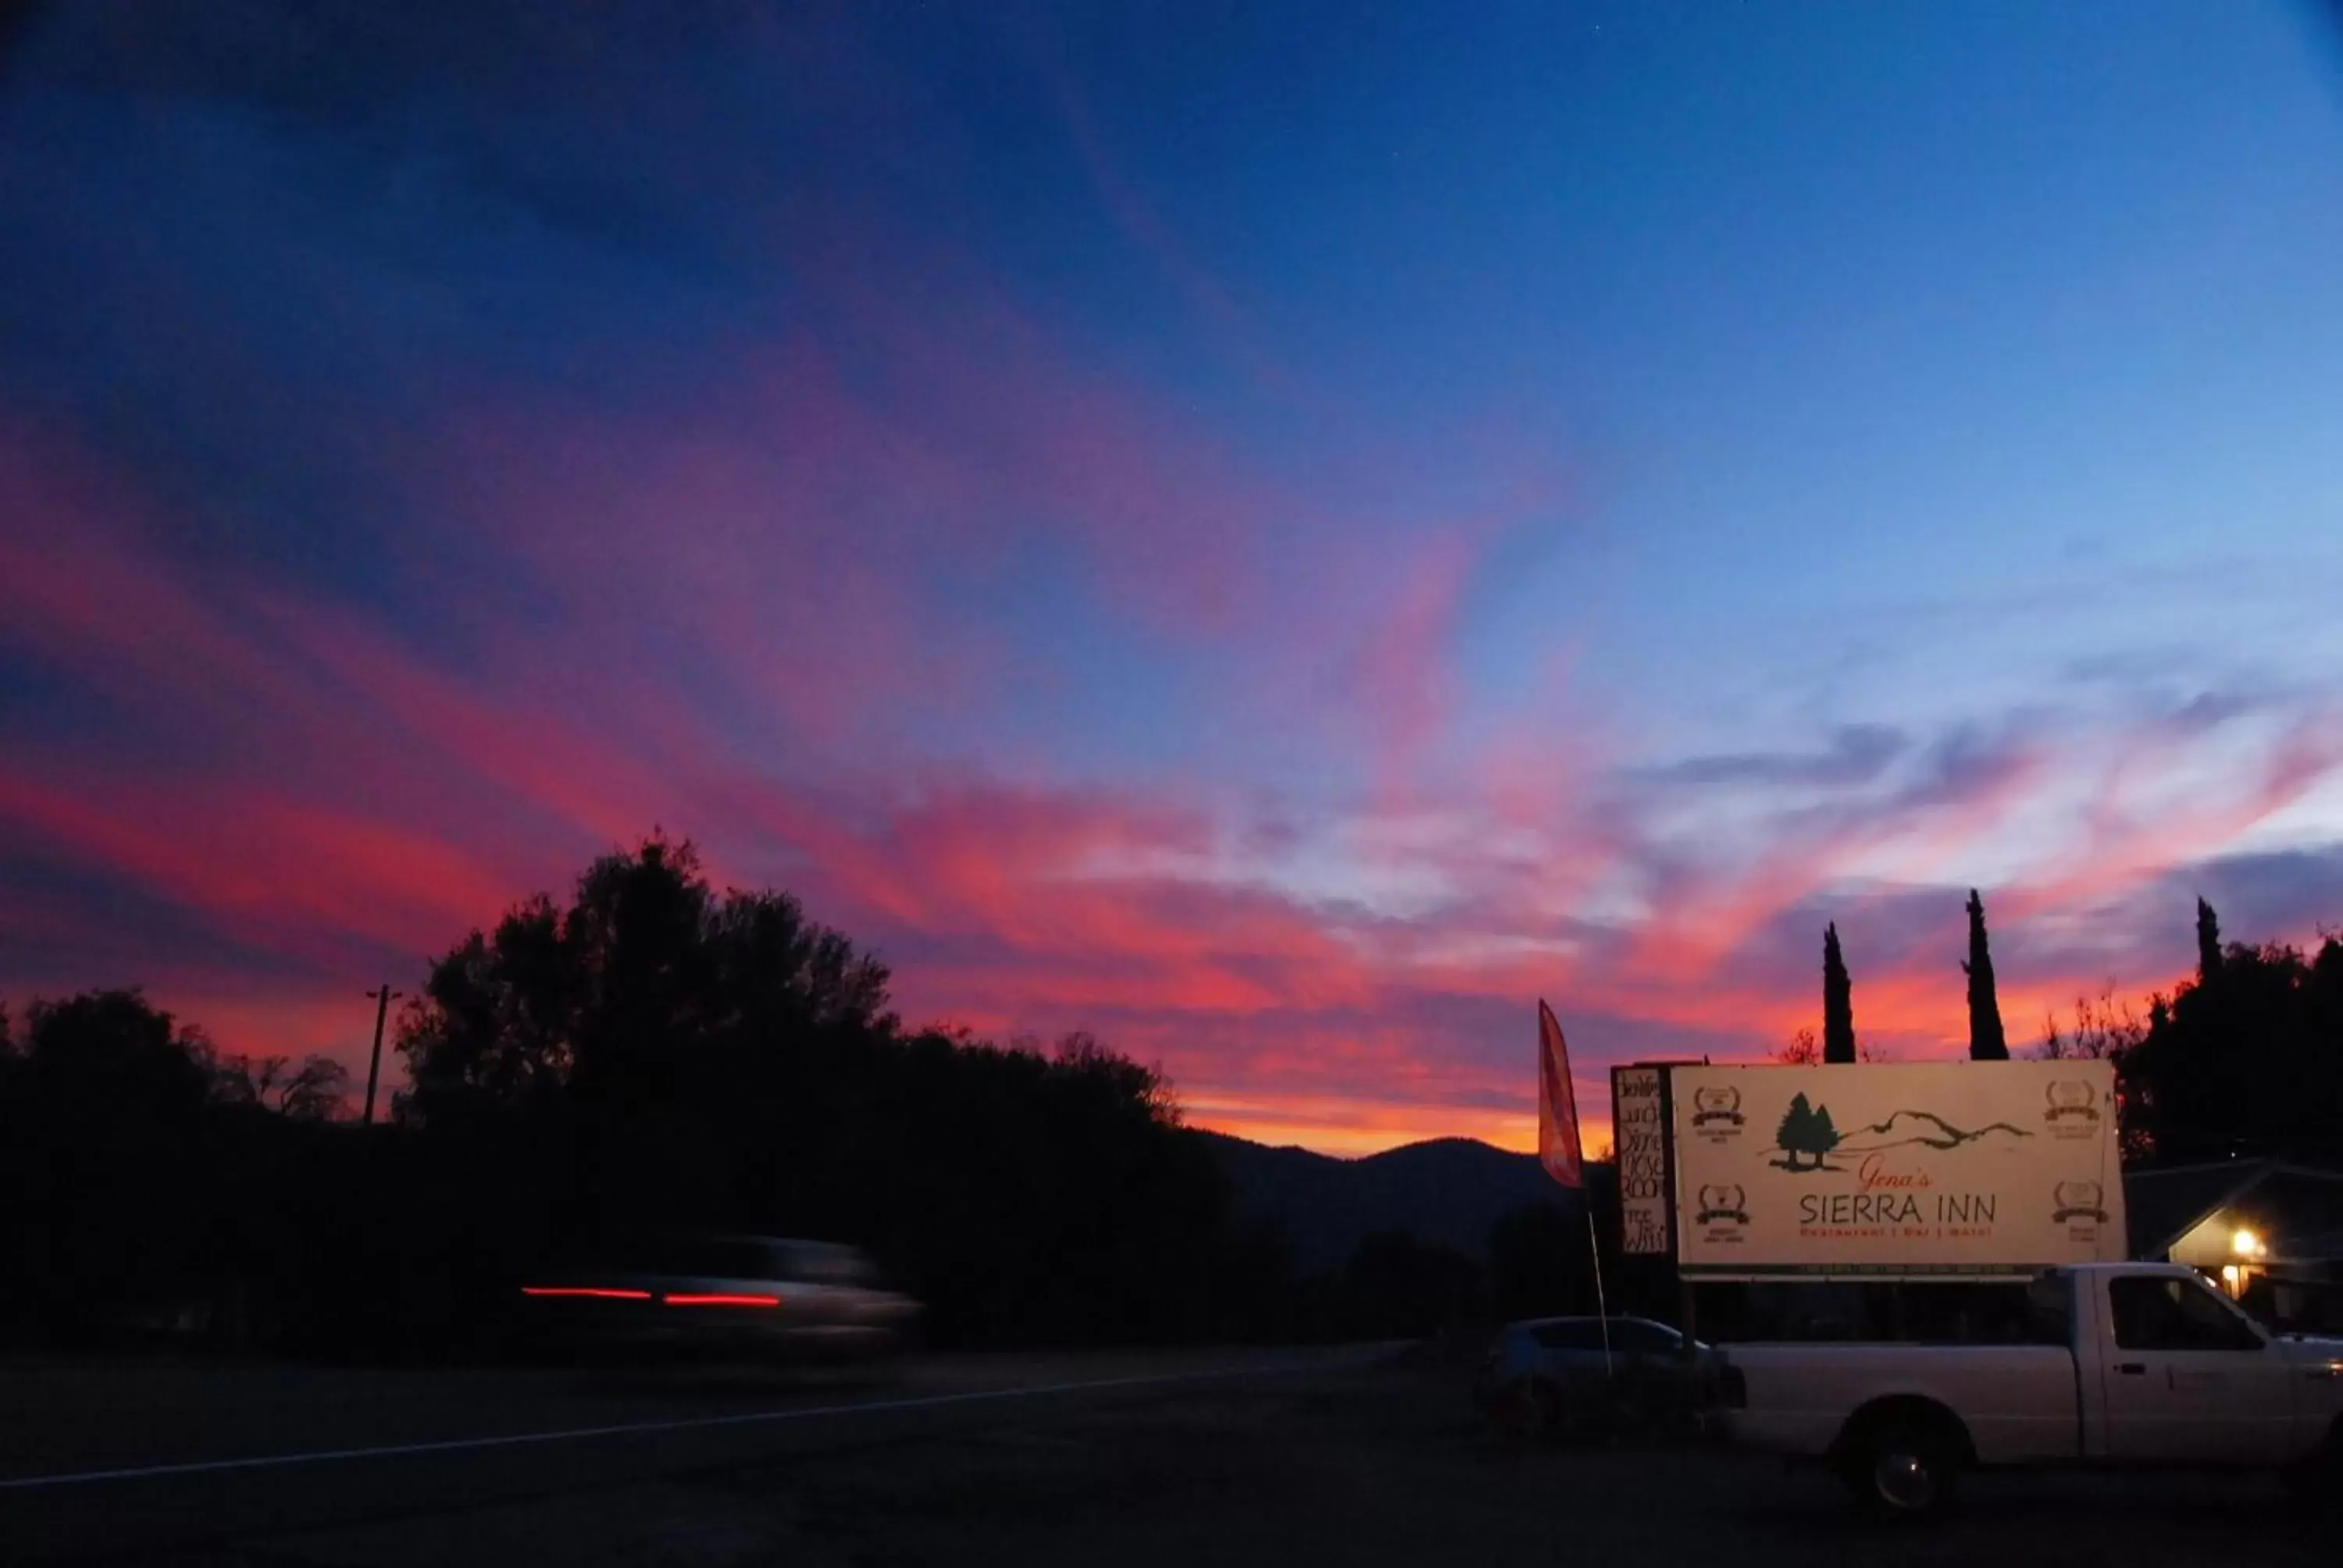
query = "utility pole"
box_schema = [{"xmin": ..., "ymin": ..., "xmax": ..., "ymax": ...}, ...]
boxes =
[{"xmin": 362, "ymin": 985, "xmax": 401, "ymax": 1124}]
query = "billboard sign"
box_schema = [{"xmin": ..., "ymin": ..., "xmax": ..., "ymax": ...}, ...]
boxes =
[
  {"xmin": 1671, "ymin": 1060, "xmax": 2124, "ymax": 1279},
  {"xmin": 1610, "ymin": 1065, "xmax": 1674, "ymax": 1256}
]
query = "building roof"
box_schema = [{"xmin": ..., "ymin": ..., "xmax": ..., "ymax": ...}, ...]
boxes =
[
  {"xmin": 2125, "ymin": 1160, "xmax": 2343, "ymax": 1258},
  {"xmin": 2270, "ymin": 1228, "xmax": 2343, "ymax": 1264}
]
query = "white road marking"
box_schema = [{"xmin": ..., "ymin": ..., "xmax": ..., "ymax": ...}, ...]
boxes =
[{"xmin": 0, "ymin": 1362, "xmax": 1321, "ymax": 1491}]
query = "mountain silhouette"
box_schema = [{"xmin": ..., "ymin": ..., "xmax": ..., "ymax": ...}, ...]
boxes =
[
  {"xmin": 1833, "ymin": 1109, "xmax": 2033, "ymax": 1153},
  {"xmin": 1192, "ymin": 1131, "xmax": 1592, "ymax": 1272}
]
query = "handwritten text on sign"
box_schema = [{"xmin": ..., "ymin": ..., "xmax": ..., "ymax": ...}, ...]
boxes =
[{"xmin": 1611, "ymin": 1065, "xmax": 1673, "ymax": 1256}]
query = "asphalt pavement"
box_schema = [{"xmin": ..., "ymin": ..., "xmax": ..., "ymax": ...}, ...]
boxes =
[
  {"xmin": 0, "ymin": 1345, "xmax": 1385, "ymax": 1561},
  {"xmin": 2, "ymin": 1345, "xmax": 2334, "ymax": 1566}
]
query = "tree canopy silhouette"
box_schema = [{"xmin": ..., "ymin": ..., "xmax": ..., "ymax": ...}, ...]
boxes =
[
  {"xmin": 2116, "ymin": 900, "xmax": 2343, "ymax": 1166},
  {"xmin": 1963, "ymin": 889, "xmax": 2009, "ymax": 1060},
  {"xmin": 387, "ymin": 834, "xmax": 1245, "ymax": 1346},
  {"xmin": 1823, "ymin": 924, "xmax": 1856, "ymax": 1064},
  {"xmin": 1773, "ymin": 1027, "xmax": 1820, "ymax": 1065},
  {"xmin": 398, "ymin": 834, "xmax": 894, "ymax": 1128},
  {"xmin": 2, "ymin": 836, "xmax": 1300, "ymax": 1353},
  {"xmin": 0, "ymin": 989, "xmax": 314, "ymax": 1338},
  {"xmin": 2035, "ymin": 987, "xmax": 2145, "ymax": 1063}
]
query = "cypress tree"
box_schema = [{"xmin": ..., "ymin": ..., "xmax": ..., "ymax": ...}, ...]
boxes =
[
  {"xmin": 1823, "ymin": 923, "xmax": 1856, "ymax": 1064},
  {"xmin": 1963, "ymin": 889, "xmax": 2009, "ymax": 1060}
]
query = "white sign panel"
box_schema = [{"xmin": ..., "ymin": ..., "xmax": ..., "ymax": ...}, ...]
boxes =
[
  {"xmin": 1671, "ymin": 1060, "xmax": 2124, "ymax": 1279},
  {"xmin": 1611, "ymin": 1066, "xmax": 1673, "ymax": 1255}
]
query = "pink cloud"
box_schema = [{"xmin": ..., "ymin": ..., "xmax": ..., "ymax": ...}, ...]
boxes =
[
  {"xmin": 9, "ymin": 340, "xmax": 2341, "ymax": 1159},
  {"xmin": 2002, "ymin": 704, "xmax": 2343, "ymax": 923},
  {"xmin": 0, "ymin": 766, "xmax": 508, "ymax": 964}
]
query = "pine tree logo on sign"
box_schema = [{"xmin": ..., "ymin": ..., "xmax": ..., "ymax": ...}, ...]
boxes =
[{"xmin": 1772, "ymin": 1092, "xmax": 1843, "ymax": 1170}]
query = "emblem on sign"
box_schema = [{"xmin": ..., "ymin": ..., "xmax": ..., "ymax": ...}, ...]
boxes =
[
  {"xmin": 2052, "ymin": 1181, "xmax": 2108, "ymax": 1224},
  {"xmin": 1696, "ymin": 1184, "xmax": 1749, "ymax": 1224},
  {"xmin": 2045, "ymin": 1081, "xmax": 2099, "ymax": 1122},
  {"xmin": 1691, "ymin": 1086, "xmax": 1743, "ymax": 1128}
]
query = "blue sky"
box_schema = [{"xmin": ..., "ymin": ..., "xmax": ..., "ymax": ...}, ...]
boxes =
[{"xmin": 4, "ymin": 1, "xmax": 2342, "ymax": 1150}]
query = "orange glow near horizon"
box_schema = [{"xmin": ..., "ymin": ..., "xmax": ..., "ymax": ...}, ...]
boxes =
[{"xmin": 1186, "ymin": 1093, "xmax": 1564, "ymax": 1159}]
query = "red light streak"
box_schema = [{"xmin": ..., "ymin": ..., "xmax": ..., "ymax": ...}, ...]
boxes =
[
  {"xmin": 662, "ymin": 1292, "xmax": 782, "ymax": 1308},
  {"xmin": 519, "ymin": 1286, "xmax": 652, "ymax": 1300}
]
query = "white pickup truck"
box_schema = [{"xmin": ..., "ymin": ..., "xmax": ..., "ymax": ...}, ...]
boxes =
[{"xmin": 1717, "ymin": 1262, "xmax": 2343, "ymax": 1516}]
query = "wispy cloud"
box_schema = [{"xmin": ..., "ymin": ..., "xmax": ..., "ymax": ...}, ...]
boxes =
[
  {"xmin": 6, "ymin": 2, "xmax": 2343, "ymax": 1153},
  {"xmin": 1636, "ymin": 724, "xmax": 1907, "ymax": 790}
]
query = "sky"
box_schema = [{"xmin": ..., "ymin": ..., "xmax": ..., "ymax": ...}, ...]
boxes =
[{"xmin": 5, "ymin": 2, "xmax": 2343, "ymax": 1155}]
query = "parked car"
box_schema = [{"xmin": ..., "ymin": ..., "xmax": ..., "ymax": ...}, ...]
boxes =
[
  {"xmin": 1477, "ymin": 1314, "xmax": 1721, "ymax": 1440},
  {"xmin": 515, "ymin": 1234, "xmax": 918, "ymax": 1360},
  {"xmin": 1717, "ymin": 1262, "xmax": 2343, "ymax": 1517}
]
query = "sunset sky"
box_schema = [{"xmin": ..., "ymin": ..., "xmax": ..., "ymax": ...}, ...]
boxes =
[{"xmin": 5, "ymin": 2, "xmax": 2343, "ymax": 1154}]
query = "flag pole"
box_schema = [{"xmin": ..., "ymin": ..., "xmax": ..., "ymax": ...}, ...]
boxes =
[{"xmin": 1586, "ymin": 1196, "xmax": 1613, "ymax": 1378}]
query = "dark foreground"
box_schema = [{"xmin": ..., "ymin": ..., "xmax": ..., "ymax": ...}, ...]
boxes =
[{"xmin": 2, "ymin": 1347, "xmax": 2331, "ymax": 1566}]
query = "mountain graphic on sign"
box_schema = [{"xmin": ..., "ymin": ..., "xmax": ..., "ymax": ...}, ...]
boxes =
[
  {"xmin": 1832, "ymin": 1109, "xmax": 2033, "ymax": 1154},
  {"xmin": 1771, "ymin": 1099, "xmax": 2033, "ymax": 1171}
]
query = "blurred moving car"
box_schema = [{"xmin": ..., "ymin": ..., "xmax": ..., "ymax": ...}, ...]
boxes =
[
  {"xmin": 1476, "ymin": 1314, "xmax": 1721, "ymax": 1440},
  {"xmin": 516, "ymin": 1234, "xmax": 918, "ymax": 1360}
]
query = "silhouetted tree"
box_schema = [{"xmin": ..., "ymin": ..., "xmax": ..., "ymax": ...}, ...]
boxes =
[
  {"xmin": 384, "ymin": 833, "xmax": 1241, "ymax": 1348},
  {"xmin": 1963, "ymin": 889, "xmax": 2009, "ymax": 1060},
  {"xmin": 1773, "ymin": 1027, "xmax": 1820, "ymax": 1065},
  {"xmin": 216, "ymin": 1053, "xmax": 349, "ymax": 1120},
  {"xmin": 0, "ymin": 991, "xmax": 223, "ymax": 1334},
  {"xmin": 2107, "ymin": 901, "xmax": 2343, "ymax": 1167},
  {"xmin": 0, "ymin": 836, "xmax": 1300, "ymax": 1354},
  {"xmin": 399, "ymin": 836, "xmax": 894, "ymax": 1131},
  {"xmin": 2034, "ymin": 986, "xmax": 2145, "ymax": 1062},
  {"xmin": 1823, "ymin": 924, "xmax": 1856, "ymax": 1064}
]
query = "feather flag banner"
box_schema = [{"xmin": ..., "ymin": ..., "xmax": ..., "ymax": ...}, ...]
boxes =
[{"xmin": 1537, "ymin": 999, "xmax": 1584, "ymax": 1189}]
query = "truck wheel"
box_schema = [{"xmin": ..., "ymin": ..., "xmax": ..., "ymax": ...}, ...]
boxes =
[{"xmin": 1843, "ymin": 1417, "xmax": 1960, "ymax": 1520}]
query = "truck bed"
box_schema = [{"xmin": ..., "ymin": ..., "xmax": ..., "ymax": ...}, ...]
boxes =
[{"xmin": 1724, "ymin": 1342, "xmax": 2081, "ymax": 1464}]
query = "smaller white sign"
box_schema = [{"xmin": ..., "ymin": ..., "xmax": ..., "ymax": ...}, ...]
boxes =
[{"xmin": 1612, "ymin": 1065, "xmax": 1673, "ymax": 1256}]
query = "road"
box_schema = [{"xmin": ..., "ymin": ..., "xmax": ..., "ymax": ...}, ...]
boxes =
[
  {"xmin": 0, "ymin": 1345, "xmax": 1373, "ymax": 1560},
  {"xmin": 2, "ymin": 1347, "xmax": 2333, "ymax": 1565}
]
